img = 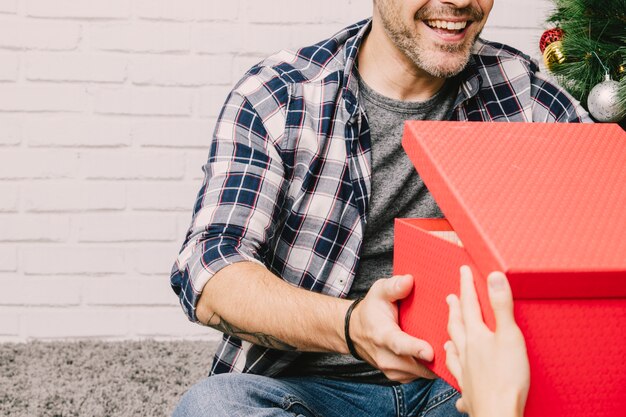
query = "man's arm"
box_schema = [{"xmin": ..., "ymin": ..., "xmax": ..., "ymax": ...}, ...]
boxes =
[
  {"xmin": 196, "ymin": 261, "xmax": 347, "ymax": 352},
  {"xmin": 197, "ymin": 260, "xmax": 437, "ymax": 383}
]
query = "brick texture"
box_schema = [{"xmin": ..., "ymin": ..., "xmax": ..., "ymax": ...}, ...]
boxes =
[
  {"xmin": 0, "ymin": 0, "xmax": 551, "ymax": 341},
  {"xmin": 94, "ymin": 87, "xmax": 193, "ymax": 116},
  {"xmin": 25, "ymin": 52, "xmax": 127, "ymax": 83},
  {"xmin": 22, "ymin": 246, "xmax": 127, "ymax": 275},
  {"xmin": 0, "ymin": 118, "xmax": 21, "ymax": 146},
  {"xmin": 0, "ymin": 214, "xmax": 70, "ymax": 242},
  {"xmin": 0, "ymin": 0, "xmax": 17, "ymax": 14},
  {"xmin": 0, "ymin": 150, "xmax": 78, "ymax": 179},
  {"xmin": 131, "ymin": 119, "xmax": 212, "ymax": 148},
  {"xmin": 0, "ymin": 310, "xmax": 19, "ymax": 336},
  {"xmin": 0, "ymin": 17, "xmax": 81, "ymax": 50},
  {"xmin": 133, "ymin": 0, "xmax": 239, "ymax": 22},
  {"xmin": 0, "ymin": 184, "xmax": 19, "ymax": 212},
  {"xmin": 78, "ymin": 150, "xmax": 185, "ymax": 180},
  {"xmin": 82, "ymin": 276, "xmax": 177, "ymax": 306},
  {"xmin": 0, "ymin": 277, "xmax": 81, "ymax": 305},
  {"xmin": 127, "ymin": 182, "xmax": 200, "ymax": 211},
  {"xmin": 130, "ymin": 54, "xmax": 232, "ymax": 86},
  {"xmin": 0, "ymin": 247, "xmax": 17, "ymax": 272},
  {"xmin": 20, "ymin": 309, "xmax": 130, "ymax": 338},
  {"xmin": 0, "ymin": 85, "xmax": 87, "ymax": 112},
  {"xmin": 129, "ymin": 244, "xmax": 181, "ymax": 275},
  {"xmin": 0, "ymin": 53, "xmax": 18, "ymax": 81},
  {"xmin": 90, "ymin": 22, "xmax": 190, "ymax": 53},
  {"xmin": 75, "ymin": 213, "xmax": 178, "ymax": 242},
  {"xmin": 24, "ymin": 117, "xmax": 132, "ymax": 148},
  {"xmin": 22, "ymin": 182, "xmax": 126, "ymax": 212},
  {"xmin": 26, "ymin": 0, "xmax": 130, "ymax": 19}
]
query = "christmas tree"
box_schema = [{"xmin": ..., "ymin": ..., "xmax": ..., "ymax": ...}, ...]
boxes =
[{"xmin": 542, "ymin": 0, "xmax": 626, "ymax": 124}]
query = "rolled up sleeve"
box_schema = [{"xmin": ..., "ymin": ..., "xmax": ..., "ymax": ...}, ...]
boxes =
[{"xmin": 170, "ymin": 86, "xmax": 287, "ymax": 323}]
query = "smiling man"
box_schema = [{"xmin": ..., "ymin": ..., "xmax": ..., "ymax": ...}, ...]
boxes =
[
  {"xmin": 365, "ymin": 0, "xmax": 489, "ymax": 92},
  {"xmin": 170, "ymin": 1, "xmax": 590, "ymax": 416}
]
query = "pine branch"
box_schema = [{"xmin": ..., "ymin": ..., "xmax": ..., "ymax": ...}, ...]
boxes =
[{"xmin": 546, "ymin": 0, "xmax": 625, "ymax": 112}]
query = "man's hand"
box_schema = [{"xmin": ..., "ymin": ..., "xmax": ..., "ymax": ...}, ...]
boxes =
[
  {"xmin": 445, "ymin": 266, "xmax": 530, "ymax": 417},
  {"xmin": 349, "ymin": 274, "xmax": 437, "ymax": 383}
]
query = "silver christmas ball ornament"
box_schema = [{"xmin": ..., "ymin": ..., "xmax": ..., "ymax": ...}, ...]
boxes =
[{"xmin": 587, "ymin": 74, "xmax": 626, "ymax": 123}]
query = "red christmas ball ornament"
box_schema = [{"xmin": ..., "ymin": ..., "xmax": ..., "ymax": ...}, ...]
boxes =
[
  {"xmin": 540, "ymin": 28, "xmax": 566, "ymax": 70},
  {"xmin": 539, "ymin": 28, "xmax": 564, "ymax": 53}
]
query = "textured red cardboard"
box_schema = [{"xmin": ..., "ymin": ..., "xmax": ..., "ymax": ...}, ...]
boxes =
[{"xmin": 395, "ymin": 121, "xmax": 626, "ymax": 416}]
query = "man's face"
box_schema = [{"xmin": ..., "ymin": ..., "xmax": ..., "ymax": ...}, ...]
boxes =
[{"xmin": 374, "ymin": 0, "xmax": 494, "ymax": 78}]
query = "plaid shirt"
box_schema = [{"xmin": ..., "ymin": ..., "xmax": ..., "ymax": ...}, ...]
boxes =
[{"xmin": 170, "ymin": 19, "xmax": 591, "ymax": 377}]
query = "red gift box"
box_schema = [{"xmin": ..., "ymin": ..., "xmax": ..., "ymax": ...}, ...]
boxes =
[{"xmin": 394, "ymin": 121, "xmax": 626, "ymax": 417}]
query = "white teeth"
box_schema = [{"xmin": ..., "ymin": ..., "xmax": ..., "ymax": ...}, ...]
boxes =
[{"xmin": 427, "ymin": 20, "xmax": 468, "ymax": 30}]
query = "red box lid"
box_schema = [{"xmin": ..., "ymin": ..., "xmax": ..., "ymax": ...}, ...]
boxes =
[{"xmin": 402, "ymin": 121, "xmax": 626, "ymax": 299}]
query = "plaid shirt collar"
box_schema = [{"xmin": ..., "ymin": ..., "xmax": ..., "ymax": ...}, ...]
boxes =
[{"xmin": 340, "ymin": 21, "xmax": 366, "ymax": 119}]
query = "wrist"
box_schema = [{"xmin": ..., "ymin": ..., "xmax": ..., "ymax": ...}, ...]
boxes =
[
  {"xmin": 332, "ymin": 299, "xmax": 355, "ymax": 355},
  {"xmin": 343, "ymin": 297, "xmax": 365, "ymax": 360},
  {"xmin": 473, "ymin": 391, "xmax": 526, "ymax": 417},
  {"xmin": 318, "ymin": 296, "xmax": 351, "ymax": 355}
]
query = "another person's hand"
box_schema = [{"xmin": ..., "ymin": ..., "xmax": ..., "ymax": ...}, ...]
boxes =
[
  {"xmin": 350, "ymin": 274, "xmax": 437, "ymax": 383},
  {"xmin": 445, "ymin": 266, "xmax": 530, "ymax": 417}
]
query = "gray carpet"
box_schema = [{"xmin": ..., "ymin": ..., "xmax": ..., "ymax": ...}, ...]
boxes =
[{"xmin": 0, "ymin": 340, "xmax": 219, "ymax": 417}]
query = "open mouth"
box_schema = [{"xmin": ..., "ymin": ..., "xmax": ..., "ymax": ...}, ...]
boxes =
[{"xmin": 424, "ymin": 19, "xmax": 471, "ymax": 37}]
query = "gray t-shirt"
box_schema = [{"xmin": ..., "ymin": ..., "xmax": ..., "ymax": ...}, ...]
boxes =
[{"xmin": 279, "ymin": 72, "xmax": 457, "ymax": 384}]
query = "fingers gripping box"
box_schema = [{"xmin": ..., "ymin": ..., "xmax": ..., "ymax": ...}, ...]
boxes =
[{"xmin": 394, "ymin": 121, "xmax": 626, "ymax": 417}]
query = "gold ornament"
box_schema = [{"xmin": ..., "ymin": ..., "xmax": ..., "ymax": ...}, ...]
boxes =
[{"xmin": 543, "ymin": 41, "xmax": 566, "ymax": 70}]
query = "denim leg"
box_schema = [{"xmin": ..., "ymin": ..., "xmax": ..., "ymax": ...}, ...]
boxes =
[
  {"xmin": 172, "ymin": 374, "xmax": 413, "ymax": 417},
  {"xmin": 278, "ymin": 376, "xmax": 399, "ymax": 417},
  {"xmin": 407, "ymin": 378, "xmax": 468, "ymax": 417},
  {"xmin": 172, "ymin": 374, "xmax": 460, "ymax": 417},
  {"xmin": 172, "ymin": 373, "xmax": 317, "ymax": 417}
]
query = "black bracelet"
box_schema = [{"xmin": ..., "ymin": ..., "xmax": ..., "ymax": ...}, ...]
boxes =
[{"xmin": 344, "ymin": 297, "xmax": 364, "ymax": 361}]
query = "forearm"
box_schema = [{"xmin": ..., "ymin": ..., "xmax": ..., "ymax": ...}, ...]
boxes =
[{"xmin": 196, "ymin": 261, "xmax": 352, "ymax": 353}]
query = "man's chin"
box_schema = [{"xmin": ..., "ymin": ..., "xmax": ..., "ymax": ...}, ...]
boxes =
[{"xmin": 419, "ymin": 53, "xmax": 470, "ymax": 78}]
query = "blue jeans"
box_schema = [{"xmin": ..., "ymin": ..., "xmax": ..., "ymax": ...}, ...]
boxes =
[{"xmin": 172, "ymin": 374, "xmax": 465, "ymax": 417}]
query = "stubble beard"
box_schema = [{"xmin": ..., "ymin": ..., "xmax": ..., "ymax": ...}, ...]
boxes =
[{"xmin": 378, "ymin": 3, "xmax": 484, "ymax": 78}]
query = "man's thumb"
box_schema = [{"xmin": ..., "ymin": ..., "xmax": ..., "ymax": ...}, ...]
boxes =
[{"xmin": 384, "ymin": 274, "xmax": 414, "ymax": 302}]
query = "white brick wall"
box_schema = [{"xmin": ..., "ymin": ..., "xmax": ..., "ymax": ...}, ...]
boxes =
[{"xmin": 0, "ymin": 0, "xmax": 552, "ymax": 342}]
